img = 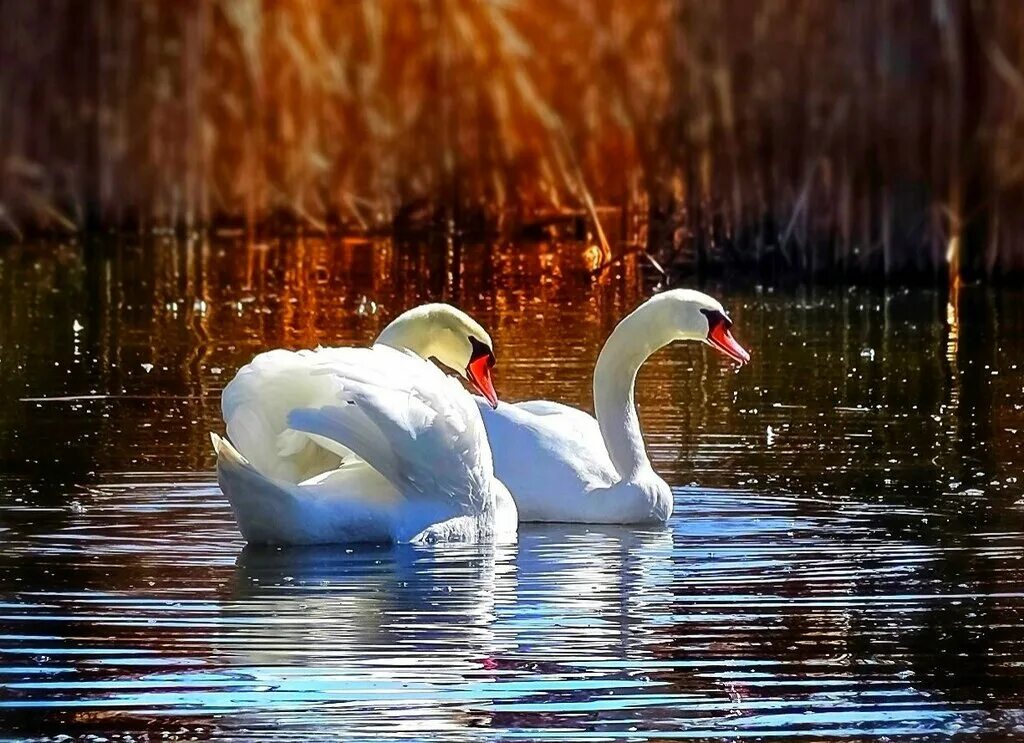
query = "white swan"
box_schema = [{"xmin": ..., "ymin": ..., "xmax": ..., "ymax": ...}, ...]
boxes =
[
  {"xmin": 211, "ymin": 304, "xmax": 516, "ymax": 545},
  {"xmin": 477, "ymin": 289, "xmax": 750, "ymax": 524}
]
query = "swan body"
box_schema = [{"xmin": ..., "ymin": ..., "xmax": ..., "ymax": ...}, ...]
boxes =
[
  {"xmin": 478, "ymin": 289, "xmax": 749, "ymax": 524},
  {"xmin": 213, "ymin": 305, "xmax": 515, "ymax": 545},
  {"xmin": 474, "ymin": 400, "xmax": 664, "ymax": 523}
]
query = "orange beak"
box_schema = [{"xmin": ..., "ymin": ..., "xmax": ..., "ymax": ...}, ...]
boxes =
[
  {"xmin": 707, "ymin": 321, "xmax": 750, "ymax": 365},
  {"xmin": 467, "ymin": 354, "xmax": 499, "ymax": 408}
]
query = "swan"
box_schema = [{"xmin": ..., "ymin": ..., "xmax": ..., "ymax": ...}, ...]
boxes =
[
  {"xmin": 211, "ymin": 304, "xmax": 516, "ymax": 545},
  {"xmin": 477, "ymin": 289, "xmax": 750, "ymax": 524}
]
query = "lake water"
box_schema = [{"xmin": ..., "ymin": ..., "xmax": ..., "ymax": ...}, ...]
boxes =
[{"xmin": 2, "ymin": 238, "xmax": 1024, "ymax": 740}]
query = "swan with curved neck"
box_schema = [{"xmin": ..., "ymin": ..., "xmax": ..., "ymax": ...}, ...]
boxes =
[
  {"xmin": 212, "ymin": 303, "xmax": 515, "ymax": 545},
  {"xmin": 376, "ymin": 303, "xmax": 498, "ymax": 408},
  {"xmin": 477, "ymin": 289, "xmax": 749, "ymax": 523}
]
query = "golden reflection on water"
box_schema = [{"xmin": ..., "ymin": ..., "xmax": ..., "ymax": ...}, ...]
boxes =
[
  {"xmin": 946, "ymin": 283, "xmax": 959, "ymax": 362},
  {"xmin": 2, "ymin": 236, "xmax": 1023, "ymax": 489}
]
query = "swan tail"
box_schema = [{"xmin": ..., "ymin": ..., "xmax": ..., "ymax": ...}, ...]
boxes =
[
  {"xmin": 210, "ymin": 431, "xmax": 248, "ymax": 468},
  {"xmin": 211, "ymin": 430, "xmax": 291, "ymax": 542}
]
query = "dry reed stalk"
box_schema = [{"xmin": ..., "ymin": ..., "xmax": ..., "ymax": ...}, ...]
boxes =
[
  {"xmin": 3, "ymin": 1, "xmax": 1024, "ymax": 283},
  {"xmin": 0, "ymin": 1, "xmax": 670, "ymax": 238}
]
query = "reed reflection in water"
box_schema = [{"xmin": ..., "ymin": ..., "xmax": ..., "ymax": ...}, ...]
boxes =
[{"xmin": 1, "ymin": 237, "xmax": 1023, "ymax": 739}]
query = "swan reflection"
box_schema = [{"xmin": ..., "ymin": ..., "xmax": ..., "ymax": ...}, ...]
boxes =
[{"xmin": 199, "ymin": 525, "xmax": 675, "ymax": 736}]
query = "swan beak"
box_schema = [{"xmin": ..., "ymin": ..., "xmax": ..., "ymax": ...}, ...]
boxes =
[
  {"xmin": 707, "ymin": 323, "xmax": 751, "ymax": 366},
  {"xmin": 467, "ymin": 355, "xmax": 499, "ymax": 408}
]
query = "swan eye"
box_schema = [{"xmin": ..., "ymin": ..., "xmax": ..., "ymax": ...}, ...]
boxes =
[
  {"xmin": 699, "ymin": 308, "xmax": 732, "ymax": 335},
  {"xmin": 468, "ymin": 335, "xmax": 495, "ymax": 368}
]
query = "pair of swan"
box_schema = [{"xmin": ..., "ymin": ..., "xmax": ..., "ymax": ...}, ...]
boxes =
[{"xmin": 212, "ymin": 290, "xmax": 750, "ymax": 545}]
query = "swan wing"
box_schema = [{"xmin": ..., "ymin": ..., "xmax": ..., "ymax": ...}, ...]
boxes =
[
  {"xmin": 287, "ymin": 345, "xmax": 494, "ymax": 515},
  {"xmin": 222, "ymin": 348, "xmax": 356, "ymax": 483}
]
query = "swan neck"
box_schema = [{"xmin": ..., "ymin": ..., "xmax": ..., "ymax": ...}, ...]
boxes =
[
  {"xmin": 593, "ymin": 300, "xmax": 679, "ymax": 481},
  {"xmin": 375, "ymin": 316, "xmax": 429, "ymax": 357}
]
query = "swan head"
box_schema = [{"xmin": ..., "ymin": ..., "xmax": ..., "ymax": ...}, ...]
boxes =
[
  {"xmin": 656, "ymin": 289, "xmax": 751, "ymax": 365},
  {"xmin": 375, "ymin": 303, "xmax": 499, "ymax": 407}
]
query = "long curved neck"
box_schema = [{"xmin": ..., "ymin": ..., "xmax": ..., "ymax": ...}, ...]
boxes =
[
  {"xmin": 594, "ymin": 299, "xmax": 681, "ymax": 481},
  {"xmin": 375, "ymin": 313, "xmax": 432, "ymax": 357}
]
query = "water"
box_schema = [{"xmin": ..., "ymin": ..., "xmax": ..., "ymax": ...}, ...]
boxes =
[{"xmin": 2, "ymin": 238, "xmax": 1024, "ymax": 740}]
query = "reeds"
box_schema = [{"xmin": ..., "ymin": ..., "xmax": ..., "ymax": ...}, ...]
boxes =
[
  {"xmin": 0, "ymin": 1, "xmax": 665, "ymax": 238},
  {"xmin": 651, "ymin": 0, "xmax": 1024, "ymax": 282},
  {"xmin": 3, "ymin": 0, "xmax": 1024, "ymax": 282}
]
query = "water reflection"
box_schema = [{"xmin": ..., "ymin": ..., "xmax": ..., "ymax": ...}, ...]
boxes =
[
  {"xmin": 2, "ymin": 238, "xmax": 1024, "ymax": 738},
  {"xmin": 1, "ymin": 481, "xmax": 992, "ymax": 738}
]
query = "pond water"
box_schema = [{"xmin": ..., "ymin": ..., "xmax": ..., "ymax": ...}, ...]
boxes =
[{"xmin": 2, "ymin": 238, "xmax": 1024, "ymax": 740}]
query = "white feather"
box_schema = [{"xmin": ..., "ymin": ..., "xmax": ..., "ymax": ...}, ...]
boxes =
[{"xmin": 215, "ymin": 344, "xmax": 515, "ymax": 545}]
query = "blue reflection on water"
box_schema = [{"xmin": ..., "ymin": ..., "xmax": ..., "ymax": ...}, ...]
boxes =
[{"xmin": 0, "ymin": 483, "xmax": 988, "ymax": 739}]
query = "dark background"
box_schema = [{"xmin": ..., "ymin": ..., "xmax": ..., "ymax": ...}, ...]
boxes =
[{"xmin": 4, "ymin": 0, "xmax": 1024, "ymax": 282}]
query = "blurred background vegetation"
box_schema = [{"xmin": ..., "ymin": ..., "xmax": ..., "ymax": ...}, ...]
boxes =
[{"xmin": 4, "ymin": 0, "xmax": 1024, "ymax": 284}]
